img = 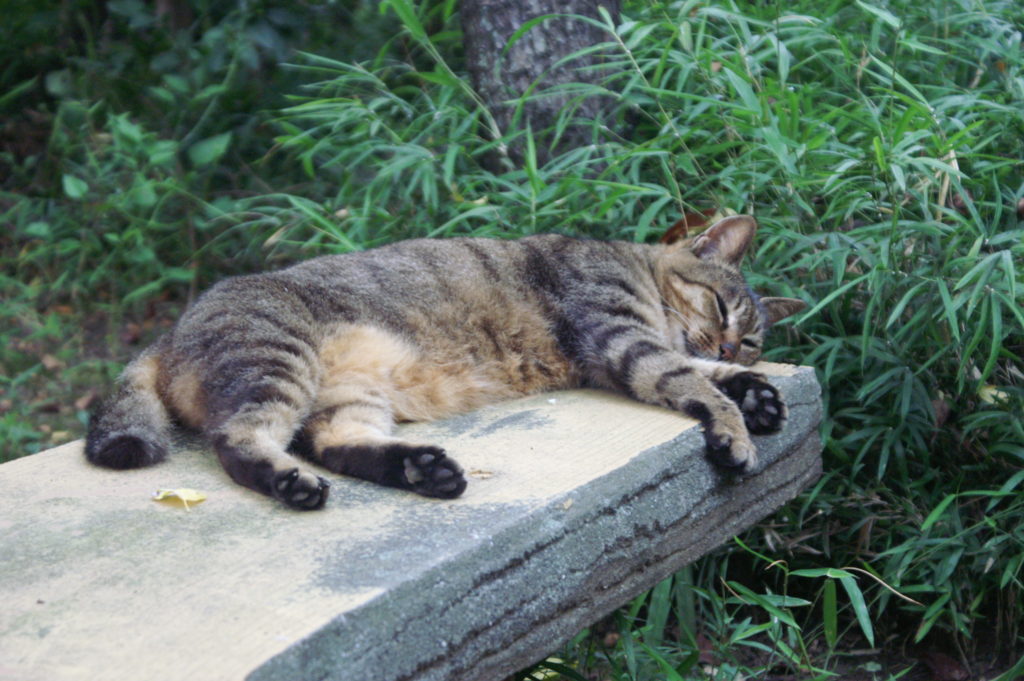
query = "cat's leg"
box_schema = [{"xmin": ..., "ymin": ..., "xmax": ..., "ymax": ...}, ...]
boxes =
[
  {"xmin": 582, "ymin": 330, "xmax": 760, "ymax": 470},
  {"xmin": 207, "ymin": 404, "xmax": 331, "ymax": 511},
  {"xmin": 632, "ymin": 359, "xmax": 760, "ymax": 470},
  {"xmin": 200, "ymin": 358, "xmax": 330, "ymax": 510},
  {"xmin": 297, "ymin": 387, "xmax": 466, "ymax": 499},
  {"xmin": 686, "ymin": 359, "xmax": 787, "ymax": 435}
]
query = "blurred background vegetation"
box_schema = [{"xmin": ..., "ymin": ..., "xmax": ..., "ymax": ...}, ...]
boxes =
[{"xmin": 2, "ymin": 0, "xmax": 1022, "ymax": 679}]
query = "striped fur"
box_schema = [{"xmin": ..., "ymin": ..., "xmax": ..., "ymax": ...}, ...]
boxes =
[{"xmin": 86, "ymin": 215, "xmax": 805, "ymax": 509}]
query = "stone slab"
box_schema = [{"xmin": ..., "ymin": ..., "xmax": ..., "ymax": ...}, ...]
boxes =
[{"xmin": 0, "ymin": 363, "xmax": 822, "ymax": 681}]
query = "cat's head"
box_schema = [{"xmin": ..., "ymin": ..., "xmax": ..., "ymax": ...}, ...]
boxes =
[{"xmin": 655, "ymin": 215, "xmax": 806, "ymax": 365}]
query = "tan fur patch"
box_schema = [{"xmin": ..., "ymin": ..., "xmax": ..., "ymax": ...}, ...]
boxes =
[
  {"xmin": 164, "ymin": 369, "xmax": 205, "ymax": 429},
  {"xmin": 122, "ymin": 353, "xmax": 174, "ymax": 425},
  {"xmin": 123, "ymin": 353, "xmax": 160, "ymax": 390},
  {"xmin": 316, "ymin": 324, "xmax": 519, "ymax": 424}
]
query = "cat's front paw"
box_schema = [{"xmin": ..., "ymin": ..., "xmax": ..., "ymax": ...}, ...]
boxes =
[
  {"xmin": 703, "ymin": 423, "xmax": 758, "ymax": 471},
  {"xmin": 273, "ymin": 467, "xmax": 331, "ymax": 510},
  {"xmin": 716, "ymin": 371, "xmax": 786, "ymax": 435},
  {"xmin": 682, "ymin": 399, "xmax": 758, "ymax": 471},
  {"xmin": 401, "ymin": 445, "xmax": 467, "ymax": 499}
]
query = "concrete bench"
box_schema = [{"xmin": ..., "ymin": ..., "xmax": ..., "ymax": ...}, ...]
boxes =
[{"xmin": 0, "ymin": 363, "xmax": 822, "ymax": 681}]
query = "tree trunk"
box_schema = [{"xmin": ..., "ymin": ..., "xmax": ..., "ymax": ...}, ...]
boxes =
[{"xmin": 461, "ymin": 0, "xmax": 621, "ymax": 169}]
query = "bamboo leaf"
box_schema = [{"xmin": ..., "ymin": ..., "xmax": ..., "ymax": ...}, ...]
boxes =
[
  {"xmin": 188, "ymin": 132, "xmax": 233, "ymax": 167},
  {"xmin": 823, "ymin": 578, "xmax": 838, "ymax": 648},
  {"xmin": 62, "ymin": 174, "xmax": 89, "ymax": 200},
  {"xmin": 723, "ymin": 65, "xmax": 760, "ymax": 113},
  {"xmin": 856, "ymin": 0, "xmax": 902, "ymax": 30},
  {"xmin": 637, "ymin": 644, "xmax": 687, "ymax": 681},
  {"xmin": 644, "ymin": 577, "xmax": 673, "ymax": 650},
  {"xmin": 921, "ymin": 493, "xmax": 957, "ymax": 531},
  {"xmin": 839, "ymin": 576, "xmax": 874, "ymax": 647},
  {"xmin": 380, "ymin": 0, "xmax": 426, "ymax": 39}
]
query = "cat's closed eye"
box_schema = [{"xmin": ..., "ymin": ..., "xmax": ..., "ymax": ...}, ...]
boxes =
[{"xmin": 714, "ymin": 293, "xmax": 729, "ymax": 328}]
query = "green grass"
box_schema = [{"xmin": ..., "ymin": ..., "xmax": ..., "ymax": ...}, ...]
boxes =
[{"xmin": 2, "ymin": 0, "xmax": 1023, "ymax": 677}]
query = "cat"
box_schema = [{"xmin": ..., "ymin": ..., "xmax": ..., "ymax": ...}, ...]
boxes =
[{"xmin": 85, "ymin": 215, "xmax": 806, "ymax": 510}]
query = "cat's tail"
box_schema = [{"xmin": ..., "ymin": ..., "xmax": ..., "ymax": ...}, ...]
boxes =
[{"xmin": 85, "ymin": 349, "xmax": 172, "ymax": 469}]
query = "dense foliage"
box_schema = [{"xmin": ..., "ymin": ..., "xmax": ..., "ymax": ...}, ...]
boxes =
[{"xmin": 2, "ymin": 0, "xmax": 1022, "ymax": 678}]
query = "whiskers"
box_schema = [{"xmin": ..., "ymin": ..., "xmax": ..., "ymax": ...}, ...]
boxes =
[{"xmin": 660, "ymin": 299, "xmax": 712, "ymax": 359}]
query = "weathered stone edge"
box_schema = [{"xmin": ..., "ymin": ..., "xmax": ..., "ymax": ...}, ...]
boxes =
[
  {"xmin": 448, "ymin": 389, "xmax": 824, "ymax": 681},
  {"xmin": 465, "ymin": 433, "xmax": 823, "ymax": 681},
  {"xmin": 248, "ymin": 368, "xmax": 823, "ymax": 681}
]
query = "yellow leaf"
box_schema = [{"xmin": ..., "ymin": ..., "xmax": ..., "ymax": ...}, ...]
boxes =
[
  {"xmin": 978, "ymin": 385, "xmax": 1008, "ymax": 404},
  {"xmin": 532, "ymin": 658, "xmax": 569, "ymax": 680},
  {"xmin": 153, "ymin": 488, "xmax": 207, "ymax": 510}
]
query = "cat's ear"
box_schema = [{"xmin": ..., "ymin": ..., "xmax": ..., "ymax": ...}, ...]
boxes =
[
  {"xmin": 690, "ymin": 215, "xmax": 757, "ymax": 265},
  {"xmin": 761, "ymin": 297, "xmax": 807, "ymax": 325}
]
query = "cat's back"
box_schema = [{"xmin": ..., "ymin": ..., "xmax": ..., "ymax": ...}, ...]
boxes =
[
  {"xmin": 170, "ymin": 237, "xmax": 522, "ymax": 336},
  {"xmin": 165, "ymin": 236, "xmax": 601, "ymax": 399},
  {"xmin": 183, "ymin": 233, "xmax": 649, "ymax": 314},
  {"xmin": 167, "ymin": 233, "xmax": 660, "ymax": 367},
  {"xmin": 275, "ymin": 233, "xmax": 584, "ymax": 300}
]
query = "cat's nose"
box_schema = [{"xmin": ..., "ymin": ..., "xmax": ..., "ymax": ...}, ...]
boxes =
[{"xmin": 719, "ymin": 342, "xmax": 737, "ymax": 361}]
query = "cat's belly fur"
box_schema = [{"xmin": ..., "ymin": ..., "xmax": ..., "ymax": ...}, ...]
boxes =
[{"xmin": 317, "ymin": 314, "xmax": 577, "ymax": 423}]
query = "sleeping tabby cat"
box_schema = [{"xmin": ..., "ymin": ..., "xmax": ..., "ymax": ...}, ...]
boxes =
[{"xmin": 86, "ymin": 215, "xmax": 805, "ymax": 510}]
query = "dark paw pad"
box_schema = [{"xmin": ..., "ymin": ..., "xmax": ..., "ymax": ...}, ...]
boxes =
[
  {"xmin": 273, "ymin": 468, "xmax": 330, "ymax": 510},
  {"xmin": 401, "ymin": 446, "xmax": 467, "ymax": 499},
  {"xmin": 717, "ymin": 372, "xmax": 786, "ymax": 435}
]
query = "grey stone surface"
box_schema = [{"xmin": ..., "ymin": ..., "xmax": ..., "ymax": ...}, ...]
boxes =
[{"xmin": 0, "ymin": 363, "xmax": 822, "ymax": 681}]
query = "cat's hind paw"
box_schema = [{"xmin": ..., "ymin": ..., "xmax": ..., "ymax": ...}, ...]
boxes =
[
  {"xmin": 273, "ymin": 467, "xmax": 331, "ymax": 510},
  {"xmin": 400, "ymin": 445, "xmax": 467, "ymax": 499},
  {"xmin": 716, "ymin": 371, "xmax": 786, "ymax": 435}
]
